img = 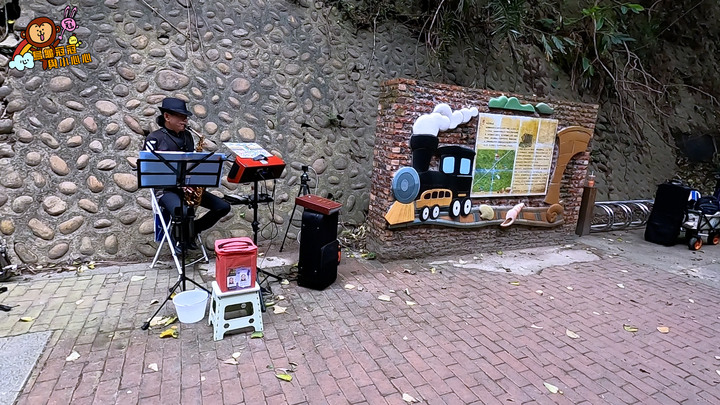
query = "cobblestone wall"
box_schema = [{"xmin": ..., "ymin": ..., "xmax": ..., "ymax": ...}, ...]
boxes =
[
  {"xmin": 0, "ymin": 0, "xmax": 447, "ymax": 264},
  {"xmin": 367, "ymin": 79, "xmax": 599, "ymax": 260}
]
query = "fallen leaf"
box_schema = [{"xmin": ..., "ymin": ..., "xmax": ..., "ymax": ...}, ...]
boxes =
[
  {"xmin": 164, "ymin": 316, "xmax": 178, "ymax": 326},
  {"xmin": 543, "ymin": 382, "xmax": 562, "ymax": 394},
  {"xmin": 623, "ymin": 324, "xmax": 639, "ymax": 333},
  {"xmin": 357, "ymin": 287, "xmax": 364, "ymax": 291},
  {"xmin": 403, "ymin": 336, "xmax": 408, "ymax": 341},
  {"xmin": 689, "ymin": 298, "xmax": 695, "ymax": 303},
  {"xmin": 497, "ymin": 251, "xmax": 503, "ymax": 255},
  {"xmin": 402, "ymin": 393, "xmax": 419, "ymax": 403},
  {"xmin": 88, "ymin": 262, "xmax": 95, "ymax": 269},
  {"xmin": 344, "ymin": 284, "xmax": 356, "ymax": 290},
  {"xmin": 430, "ymin": 267, "xmax": 436, "ymax": 274},
  {"xmin": 378, "ymin": 295, "xmax": 391, "ymax": 302},
  {"xmin": 66, "ymin": 351, "xmax": 80, "ymax": 361},
  {"xmin": 147, "ymin": 363, "xmax": 158, "ymax": 372},
  {"xmin": 201, "ymin": 376, "xmax": 205, "ymax": 382},
  {"xmin": 592, "ymin": 312, "xmax": 601, "ymax": 315},
  {"xmin": 149, "ymin": 316, "xmax": 169, "ymax": 327},
  {"xmin": 715, "ymin": 356, "xmax": 720, "ymax": 360},
  {"xmin": 509, "ymin": 281, "xmax": 520, "ymax": 286},
  {"xmin": 231, "ymin": 352, "xmax": 242, "ymax": 359},
  {"xmin": 223, "ymin": 358, "xmax": 239, "ymax": 365},
  {"xmin": 657, "ymin": 326, "xmax": 670, "ymax": 334},
  {"xmin": 130, "ymin": 275, "xmax": 146, "ymax": 282},
  {"xmin": 273, "ymin": 305, "xmax": 287, "ymax": 314},
  {"xmin": 75, "ymin": 299, "xmax": 84, "ymax": 305},
  {"xmin": 403, "ymin": 269, "xmax": 417, "ymax": 275},
  {"xmin": 389, "ymin": 289, "xmax": 395, "ymax": 293},
  {"xmin": 405, "ymin": 301, "xmax": 416, "ymax": 306},
  {"xmin": 566, "ymin": 286, "xmax": 574, "ymax": 291},
  {"xmin": 19, "ymin": 316, "xmax": 34, "ymax": 322},
  {"xmin": 716, "ymin": 370, "xmax": 720, "ymax": 377},
  {"xmin": 159, "ymin": 328, "xmax": 178, "ymax": 338},
  {"xmin": 277, "ymin": 295, "xmax": 286, "ymax": 300},
  {"xmin": 251, "ymin": 331, "xmax": 264, "ymax": 339},
  {"xmin": 530, "ymin": 324, "xmax": 543, "ymax": 329},
  {"xmin": 280, "ymin": 279, "xmax": 290, "ymax": 285},
  {"xmin": 565, "ymin": 329, "xmax": 580, "ymax": 339},
  {"xmin": 404, "ymin": 288, "xmax": 411, "ymax": 296},
  {"xmin": 150, "ymin": 299, "xmax": 159, "ymax": 305},
  {"xmin": 276, "ymin": 373, "xmax": 293, "ymax": 382},
  {"xmin": 617, "ymin": 283, "xmax": 625, "ymax": 289},
  {"xmin": 535, "ymin": 290, "xmax": 544, "ymax": 295}
]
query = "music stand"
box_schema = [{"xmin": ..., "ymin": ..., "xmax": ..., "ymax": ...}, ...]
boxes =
[{"xmin": 137, "ymin": 150, "xmax": 224, "ymax": 330}]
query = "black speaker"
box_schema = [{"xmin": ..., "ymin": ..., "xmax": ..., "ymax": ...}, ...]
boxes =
[{"xmin": 298, "ymin": 210, "xmax": 338, "ymax": 290}]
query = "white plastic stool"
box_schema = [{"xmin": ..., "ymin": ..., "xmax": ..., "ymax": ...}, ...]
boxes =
[{"xmin": 208, "ymin": 281, "xmax": 263, "ymax": 341}]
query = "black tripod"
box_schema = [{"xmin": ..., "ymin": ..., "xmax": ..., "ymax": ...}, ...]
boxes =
[
  {"xmin": 137, "ymin": 151, "xmax": 223, "ymax": 330},
  {"xmin": 279, "ymin": 165, "xmax": 311, "ymax": 252}
]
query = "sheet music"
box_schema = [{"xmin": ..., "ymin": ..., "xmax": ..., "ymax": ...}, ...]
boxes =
[{"xmin": 224, "ymin": 142, "xmax": 272, "ymax": 159}]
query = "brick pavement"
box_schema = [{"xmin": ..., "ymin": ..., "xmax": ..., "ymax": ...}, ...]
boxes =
[{"xmin": 1, "ymin": 245, "xmax": 720, "ymax": 404}]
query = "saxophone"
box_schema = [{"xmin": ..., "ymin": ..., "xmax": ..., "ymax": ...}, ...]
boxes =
[{"xmin": 183, "ymin": 128, "xmax": 205, "ymax": 207}]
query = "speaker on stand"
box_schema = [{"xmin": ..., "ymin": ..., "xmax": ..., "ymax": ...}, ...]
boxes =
[{"xmin": 294, "ymin": 195, "xmax": 343, "ymax": 290}]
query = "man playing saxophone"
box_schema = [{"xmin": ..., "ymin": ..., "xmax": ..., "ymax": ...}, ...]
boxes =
[{"xmin": 144, "ymin": 97, "xmax": 231, "ymax": 251}]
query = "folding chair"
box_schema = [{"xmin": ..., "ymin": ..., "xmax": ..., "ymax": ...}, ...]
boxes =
[{"xmin": 149, "ymin": 190, "xmax": 209, "ymax": 273}]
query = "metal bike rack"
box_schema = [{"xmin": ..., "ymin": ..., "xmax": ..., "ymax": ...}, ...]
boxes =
[{"xmin": 590, "ymin": 200, "xmax": 654, "ymax": 233}]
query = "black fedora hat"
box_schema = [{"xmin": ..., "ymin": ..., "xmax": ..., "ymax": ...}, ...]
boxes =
[{"xmin": 159, "ymin": 97, "xmax": 193, "ymax": 117}]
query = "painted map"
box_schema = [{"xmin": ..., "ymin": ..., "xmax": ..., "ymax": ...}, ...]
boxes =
[{"xmin": 472, "ymin": 113, "xmax": 558, "ymax": 197}]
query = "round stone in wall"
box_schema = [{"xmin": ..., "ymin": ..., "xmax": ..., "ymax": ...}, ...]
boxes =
[
  {"xmin": 32, "ymin": 172, "xmax": 46, "ymax": 188},
  {"xmin": 25, "ymin": 151, "xmax": 42, "ymax": 166},
  {"xmin": 83, "ymin": 117, "xmax": 98, "ymax": 133},
  {"xmin": 17, "ymin": 128, "xmax": 33, "ymax": 143},
  {"xmin": 238, "ymin": 127, "xmax": 255, "ymax": 141},
  {"xmin": 119, "ymin": 212, "xmax": 139, "ymax": 225},
  {"xmin": 193, "ymin": 104, "xmax": 207, "ymax": 118},
  {"xmin": 115, "ymin": 136, "xmax": 131, "ymax": 150},
  {"xmin": 40, "ymin": 133, "xmax": 60, "ymax": 149},
  {"xmin": 105, "ymin": 235, "xmax": 119, "ymax": 254},
  {"xmin": 87, "ymin": 176, "xmax": 104, "ymax": 193},
  {"xmin": 7, "ymin": 98, "xmax": 27, "ymax": 113},
  {"xmin": 49, "ymin": 76, "xmax": 73, "ymax": 92},
  {"xmin": 42, "ymin": 196, "xmax": 68, "ymax": 216},
  {"xmin": 94, "ymin": 219, "xmax": 112, "ymax": 229},
  {"xmin": 106, "ymin": 122, "xmax": 120, "ymax": 134},
  {"xmin": 11, "ymin": 196, "xmax": 33, "ymax": 213},
  {"xmin": 124, "ymin": 115, "xmax": 145, "ymax": 135},
  {"xmin": 29, "ymin": 218, "xmax": 54, "ymax": 240},
  {"xmin": 77, "ymin": 154, "xmax": 90, "ymax": 169},
  {"xmin": 156, "ymin": 69, "xmax": 190, "ymax": 91},
  {"xmin": 66, "ymin": 100, "xmax": 84, "ymax": 111},
  {"xmin": 113, "ymin": 173, "xmax": 138, "ymax": 192},
  {"xmin": 79, "ymin": 199, "xmax": 99, "ymax": 213},
  {"xmin": 59, "ymin": 216, "xmax": 84, "ymax": 234},
  {"xmin": 49, "ymin": 155, "xmax": 70, "ymax": 176},
  {"xmin": 48, "ymin": 243, "xmax": 70, "ymax": 260},
  {"xmin": 97, "ymin": 159, "xmax": 117, "ymax": 170},
  {"xmin": 138, "ymin": 219, "xmax": 154, "ymax": 234},
  {"xmin": 80, "ymin": 237, "xmax": 93, "ymax": 255},
  {"xmin": 231, "ymin": 78, "xmax": 251, "ymax": 94},
  {"xmin": 14, "ymin": 243, "xmax": 38, "ymax": 264},
  {"xmin": 1, "ymin": 172, "xmax": 23, "ymax": 188},
  {"xmin": 107, "ymin": 195, "xmax": 125, "ymax": 210},
  {"xmin": 58, "ymin": 117, "xmax": 75, "ymax": 133},
  {"xmin": 0, "ymin": 219, "xmax": 14, "ymax": 235},
  {"xmin": 96, "ymin": 100, "xmax": 119, "ymax": 116},
  {"xmin": 58, "ymin": 181, "xmax": 78, "ymax": 195},
  {"xmin": 67, "ymin": 135, "xmax": 83, "ymax": 147},
  {"xmin": 89, "ymin": 140, "xmax": 103, "ymax": 152}
]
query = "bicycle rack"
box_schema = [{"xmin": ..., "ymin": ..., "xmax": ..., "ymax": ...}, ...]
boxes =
[{"xmin": 590, "ymin": 200, "xmax": 654, "ymax": 233}]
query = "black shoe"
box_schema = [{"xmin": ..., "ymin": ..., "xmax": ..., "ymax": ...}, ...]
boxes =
[{"xmin": 186, "ymin": 240, "xmax": 199, "ymax": 251}]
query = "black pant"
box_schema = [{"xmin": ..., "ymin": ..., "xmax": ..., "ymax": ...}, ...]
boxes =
[{"xmin": 159, "ymin": 190, "xmax": 231, "ymax": 236}]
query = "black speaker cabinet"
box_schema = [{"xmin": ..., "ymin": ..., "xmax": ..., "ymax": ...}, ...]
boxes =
[
  {"xmin": 644, "ymin": 182, "xmax": 691, "ymax": 246},
  {"xmin": 298, "ymin": 210, "xmax": 339, "ymax": 290}
]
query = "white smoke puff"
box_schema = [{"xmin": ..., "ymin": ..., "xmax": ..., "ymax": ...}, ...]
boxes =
[
  {"xmin": 412, "ymin": 114, "xmax": 440, "ymax": 136},
  {"xmin": 469, "ymin": 106, "xmax": 479, "ymax": 117},
  {"xmin": 433, "ymin": 103, "xmax": 453, "ymax": 119},
  {"xmin": 449, "ymin": 111, "xmax": 464, "ymax": 129},
  {"xmin": 459, "ymin": 108, "xmax": 473, "ymax": 124},
  {"xmin": 431, "ymin": 112, "xmax": 451, "ymax": 131}
]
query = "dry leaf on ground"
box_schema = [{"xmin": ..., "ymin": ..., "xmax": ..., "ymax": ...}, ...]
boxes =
[
  {"xmin": 617, "ymin": 283, "xmax": 625, "ymax": 288},
  {"xmin": 147, "ymin": 363, "xmax": 158, "ymax": 372},
  {"xmin": 344, "ymin": 284, "xmax": 355, "ymax": 290},
  {"xmin": 689, "ymin": 298, "xmax": 695, "ymax": 303},
  {"xmin": 565, "ymin": 329, "xmax": 580, "ymax": 339},
  {"xmin": 402, "ymin": 393, "xmax": 419, "ymax": 403},
  {"xmin": 530, "ymin": 324, "xmax": 543, "ymax": 329},
  {"xmin": 75, "ymin": 299, "xmax": 84, "ymax": 305},
  {"xmin": 276, "ymin": 373, "xmax": 293, "ymax": 382},
  {"xmin": 273, "ymin": 305, "xmax": 287, "ymax": 314},
  {"xmin": 251, "ymin": 331, "xmax": 264, "ymax": 339},
  {"xmin": 378, "ymin": 295, "xmax": 391, "ymax": 302},
  {"xmin": 232, "ymin": 352, "xmax": 241, "ymax": 359},
  {"xmin": 130, "ymin": 275, "xmax": 146, "ymax": 282},
  {"xmin": 19, "ymin": 317, "xmax": 34, "ymax": 322},
  {"xmin": 66, "ymin": 351, "xmax": 80, "ymax": 361},
  {"xmin": 159, "ymin": 328, "xmax": 178, "ymax": 338},
  {"xmin": 405, "ymin": 301, "xmax": 416, "ymax": 306},
  {"xmin": 566, "ymin": 286, "xmax": 574, "ymax": 290},
  {"xmin": 623, "ymin": 324, "xmax": 639, "ymax": 333},
  {"xmin": 543, "ymin": 382, "xmax": 563, "ymax": 394},
  {"xmin": 223, "ymin": 358, "xmax": 239, "ymax": 365},
  {"xmin": 657, "ymin": 326, "xmax": 670, "ymax": 334},
  {"xmin": 509, "ymin": 281, "xmax": 520, "ymax": 286},
  {"xmin": 535, "ymin": 290, "xmax": 544, "ymax": 295}
]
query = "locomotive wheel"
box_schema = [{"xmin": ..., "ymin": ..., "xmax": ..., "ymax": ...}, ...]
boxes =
[
  {"xmin": 431, "ymin": 205, "xmax": 441, "ymax": 219},
  {"xmin": 420, "ymin": 206, "xmax": 430, "ymax": 221},
  {"xmin": 688, "ymin": 236, "xmax": 702, "ymax": 251},
  {"xmin": 462, "ymin": 198, "xmax": 472, "ymax": 216},
  {"xmin": 709, "ymin": 232, "xmax": 720, "ymax": 245},
  {"xmin": 450, "ymin": 199, "xmax": 462, "ymax": 218}
]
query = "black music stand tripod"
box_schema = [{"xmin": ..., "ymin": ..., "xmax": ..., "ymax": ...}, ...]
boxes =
[
  {"xmin": 279, "ymin": 165, "xmax": 311, "ymax": 252},
  {"xmin": 136, "ymin": 151, "xmax": 224, "ymax": 330}
]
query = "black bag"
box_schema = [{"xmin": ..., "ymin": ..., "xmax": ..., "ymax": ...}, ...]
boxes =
[{"xmin": 695, "ymin": 196, "xmax": 720, "ymax": 215}]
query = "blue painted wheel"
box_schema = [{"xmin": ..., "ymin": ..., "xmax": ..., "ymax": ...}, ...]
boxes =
[{"xmin": 391, "ymin": 167, "xmax": 420, "ymax": 203}]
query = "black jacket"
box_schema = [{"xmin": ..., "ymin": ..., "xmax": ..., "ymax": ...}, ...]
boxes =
[{"xmin": 144, "ymin": 127, "xmax": 194, "ymax": 152}]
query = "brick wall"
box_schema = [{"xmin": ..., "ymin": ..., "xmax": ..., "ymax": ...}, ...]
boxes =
[{"xmin": 367, "ymin": 78, "xmax": 599, "ymax": 260}]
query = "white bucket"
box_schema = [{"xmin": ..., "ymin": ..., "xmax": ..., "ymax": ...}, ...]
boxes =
[{"xmin": 172, "ymin": 289, "xmax": 209, "ymax": 323}]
